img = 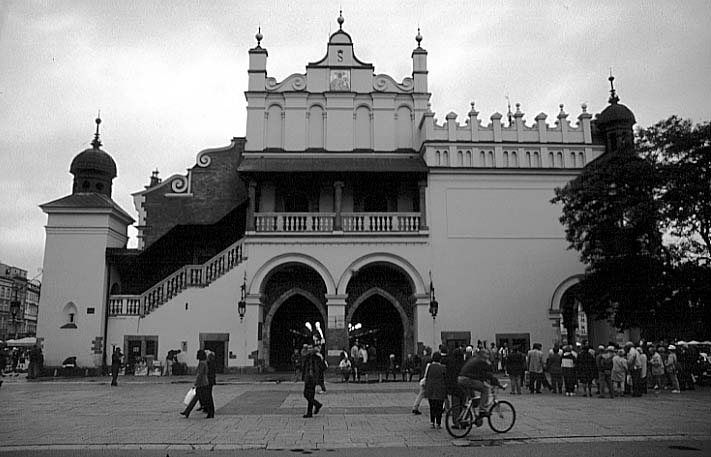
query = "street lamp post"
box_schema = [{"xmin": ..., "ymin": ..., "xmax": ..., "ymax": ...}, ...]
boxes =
[
  {"xmin": 429, "ymin": 272, "xmax": 438, "ymax": 349},
  {"xmin": 237, "ymin": 272, "xmax": 247, "ymax": 322}
]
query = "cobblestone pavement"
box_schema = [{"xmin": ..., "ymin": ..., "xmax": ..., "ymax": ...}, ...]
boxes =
[{"xmin": 0, "ymin": 374, "xmax": 709, "ymax": 452}]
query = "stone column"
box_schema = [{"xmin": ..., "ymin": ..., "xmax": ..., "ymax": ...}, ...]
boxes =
[
  {"xmin": 325, "ymin": 294, "xmax": 348, "ymax": 366},
  {"xmin": 418, "ymin": 180, "xmax": 428, "ymax": 230},
  {"xmin": 247, "ymin": 180, "xmax": 256, "ymax": 231},
  {"xmin": 333, "ymin": 181, "xmax": 344, "ymax": 231}
]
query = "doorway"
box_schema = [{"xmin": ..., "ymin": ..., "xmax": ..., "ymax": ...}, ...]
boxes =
[
  {"xmin": 200, "ymin": 333, "xmax": 229, "ymax": 373},
  {"xmin": 349, "ymin": 294, "xmax": 404, "ymax": 371},
  {"xmin": 269, "ymin": 294, "xmax": 324, "ymax": 371}
]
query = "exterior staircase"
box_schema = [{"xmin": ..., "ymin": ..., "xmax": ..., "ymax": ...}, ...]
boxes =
[{"xmin": 109, "ymin": 239, "xmax": 246, "ymax": 317}]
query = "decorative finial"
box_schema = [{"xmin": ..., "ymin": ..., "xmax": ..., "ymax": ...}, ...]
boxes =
[
  {"xmin": 91, "ymin": 111, "xmax": 102, "ymax": 148},
  {"xmin": 416, "ymin": 27, "xmax": 423, "ymax": 47},
  {"xmin": 608, "ymin": 72, "xmax": 619, "ymax": 104},
  {"xmin": 337, "ymin": 10, "xmax": 344, "ymax": 30},
  {"xmin": 469, "ymin": 101, "xmax": 479, "ymax": 116},
  {"xmin": 515, "ymin": 102, "xmax": 521, "ymax": 114},
  {"xmin": 581, "ymin": 103, "xmax": 588, "ymax": 113},
  {"xmin": 255, "ymin": 26, "xmax": 263, "ymax": 47}
]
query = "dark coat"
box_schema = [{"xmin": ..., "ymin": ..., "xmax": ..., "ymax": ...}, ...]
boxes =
[
  {"xmin": 207, "ymin": 356, "xmax": 217, "ymax": 386},
  {"xmin": 577, "ymin": 350, "xmax": 597, "ymax": 382},
  {"xmin": 194, "ymin": 360, "xmax": 209, "ymax": 387},
  {"xmin": 446, "ymin": 349, "xmax": 465, "ymax": 394},
  {"xmin": 302, "ymin": 352, "xmax": 323, "ymax": 384},
  {"xmin": 424, "ymin": 362, "xmax": 447, "ymax": 401},
  {"xmin": 505, "ymin": 351, "xmax": 526, "ymax": 376}
]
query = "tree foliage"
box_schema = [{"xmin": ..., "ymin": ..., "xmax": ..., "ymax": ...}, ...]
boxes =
[{"xmin": 552, "ymin": 116, "xmax": 710, "ymax": 335}]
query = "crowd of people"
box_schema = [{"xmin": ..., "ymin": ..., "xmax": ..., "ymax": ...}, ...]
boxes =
[{"xmin": 0, "ymin": 344, "xmax": 44, "ymax": 381}]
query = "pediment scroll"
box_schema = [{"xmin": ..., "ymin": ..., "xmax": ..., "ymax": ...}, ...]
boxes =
[
  {"xmin": 266, "ymin": 73, "xmax": 307, "ymax": 92},
  {"xmin": 373, "ymin": 74, "xmax": 414, "ymax": 93}
]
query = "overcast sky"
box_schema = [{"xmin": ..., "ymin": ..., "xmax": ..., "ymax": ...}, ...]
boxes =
[{"xmin": 1, "ymin": 0, "xmax": 710, "ymax": 277}]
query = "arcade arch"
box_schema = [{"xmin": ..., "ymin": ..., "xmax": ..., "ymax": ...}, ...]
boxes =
[{"xmin": 260, "ymin": 262, "xmax": 329, "ymax": 370}]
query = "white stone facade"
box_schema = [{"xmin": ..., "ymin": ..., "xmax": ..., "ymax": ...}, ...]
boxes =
[{"xmin": 37, "ymin": 19, "xmax": 621, "ymax": 371}]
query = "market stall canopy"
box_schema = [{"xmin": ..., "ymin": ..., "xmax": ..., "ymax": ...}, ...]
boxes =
[{"xmin": 5, "ymin": 337, "xmax": 37, "ymax": 347}]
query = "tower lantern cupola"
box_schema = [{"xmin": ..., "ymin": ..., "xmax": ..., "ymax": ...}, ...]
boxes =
[
  {"xmin": 595, "ymin": 74, "xmax": 636, "ymax": 154},
  {"xmin": 69, "ymin": 116, "xmax": 117, "ymax": 197}
]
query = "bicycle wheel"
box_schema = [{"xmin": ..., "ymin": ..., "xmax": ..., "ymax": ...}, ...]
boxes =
[
  {"xmin": 445, "ymin": 404, "xmax": 473, "ymax": 438},
  {"xmin": 487, "ymin": 400, "xmax": 516, "ymax": 433}
]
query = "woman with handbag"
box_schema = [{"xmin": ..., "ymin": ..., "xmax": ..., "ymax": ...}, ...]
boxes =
[
  {"xmin": 180, "ymin": 350, "xmax": 213, "ymax": 418},
  {"xmin": 424, "ymin": 352, "xmax": 447, "ymax": 429}
]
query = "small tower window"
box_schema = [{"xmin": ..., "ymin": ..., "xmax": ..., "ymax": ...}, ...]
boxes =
[
  {"xmin": 96, "ymin": 182, "xmax": 104, "ymax": 191},
  {"xmin": 82, "ymin": 180, "xmax": 91, "ymax": 189}
]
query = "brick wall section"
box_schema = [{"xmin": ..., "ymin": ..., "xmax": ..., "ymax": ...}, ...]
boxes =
[{"xmin": 140, "ymin": 138, "xmax": 247, "ymax": 249}]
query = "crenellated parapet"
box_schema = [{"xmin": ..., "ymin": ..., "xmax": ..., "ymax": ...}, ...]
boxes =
[{"xmin": 419, "ymin": 102, "xmax": 602, "ymax": 169}]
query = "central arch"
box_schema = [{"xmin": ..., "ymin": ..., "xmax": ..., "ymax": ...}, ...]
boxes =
[
  {"xmin": 265, "ymin": 288, "xmax": 326, "ymax": 370},
  {"xmin": 346, "ymin": 288, "xmax": 409, "ymax": 370}
]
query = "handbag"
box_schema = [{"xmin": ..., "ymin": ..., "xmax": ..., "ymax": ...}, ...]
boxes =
[{"xmin": 183, "ymin": 387, "xmax": 196, "ymax": 405}]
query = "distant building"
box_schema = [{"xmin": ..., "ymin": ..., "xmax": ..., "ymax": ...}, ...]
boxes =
[
  {"xmin": 0, "ymin": 262, "xmax": 40, "ymax": 339},
  {"xmin": 37, "ymin": 15, "xmax": 635, "ymax": 372}
]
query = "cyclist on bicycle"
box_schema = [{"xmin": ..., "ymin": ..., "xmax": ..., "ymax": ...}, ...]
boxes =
[{"xmin": 457, "ymin": 349, "xmax": 502, "ymax": 417}]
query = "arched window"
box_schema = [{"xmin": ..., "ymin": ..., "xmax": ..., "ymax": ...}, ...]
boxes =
[
  {"xmin": 308, "ymin": 105, "xmax": 324, "ymax": 149},
  {"xmin": 355, "ymin": 106, "xmax": 371, "ymax": 149},
  {"xmin": 62, "ymin": 302, "xmax": 78, "ymax": 328}
]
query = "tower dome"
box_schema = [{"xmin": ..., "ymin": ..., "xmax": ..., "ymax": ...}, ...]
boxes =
[
  {"xmin": 595, "ymin": 75, "xmax": 636, "ymax": 154},
  {"xmin": 595, "ymin": 75, "xmax": 636, "ymax": 128},
  {"xmin": 70, "ymin": 116, "xmax": 117, "ymax": 197}
]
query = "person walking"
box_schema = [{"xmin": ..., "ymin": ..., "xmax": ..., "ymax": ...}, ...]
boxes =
[
  {"xmin": 638, "ymin": 344, "xmax": 648, "ymax": 394},
  {"xmin": 624, "ymin": 342, "xmax": 643, "ymax": 397},
  {"xmin": 302, "ymin": 345, "xmax": 323, "ymax": 418},
  {"xmin": 611, "ymin": 349, "xmax": 628, "ymax": 398},
  {"xmin": 577, "ymin": 344, "xmax": 597, "ymax": 397},
  {"xmin": 526, "ymin": 343, "xmax": 545, "ymax": 394},
  {"xmin": 650, "ymin": 346, "xmax": 665, "ymax": 391},
  {"xmin": 599, "ymin": 346, "xmax": 615, "ymax": 398},
  {"xmin": 546, "ymin": 345, "xmax": 563, "ymax": 394},
  {"xmin": 498, "ymin": 342, "xmax": 509, "ymax": 374},
  {"xmin": 561, "ymin": 345, "xmax": 577, "ymax": 396},
  {"xmin": 110, "ymin": 347, "xmax": 122, "ymax": 387},
  {"xmin": 424, "ymin": 352, "xmax": 447, "ymax": 429},
  {"xmin": 506, "ymin": 346, "xmax": 525, "ymax": 394},
  {"xmin": 203, "ymin": 350, "xmax": 216, "ymax": 418},
  {"xmin": 412, "ymin": 347, "xmax": 432, "ymax": 415},
  {"xmin": 180, "ymin": 350, "xmax": 211, "ymax": 418},
  {"xmin": 665, "ymin": 345, "xmax": 681, "ymax": 393}
]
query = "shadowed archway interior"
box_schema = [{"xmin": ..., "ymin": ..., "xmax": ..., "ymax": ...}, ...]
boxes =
[
  {"xmin": 349, "ymin": 294, "xmax": 404, "ymax": 370},
  {"xmin": 269, "ymin": 294, "xmax": 323, "ymax": 371}
]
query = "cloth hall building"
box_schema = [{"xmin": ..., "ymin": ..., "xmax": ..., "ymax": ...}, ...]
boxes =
[{"xmin": 37, "ymin": 16, "xmax": 635, "ymax": 373}]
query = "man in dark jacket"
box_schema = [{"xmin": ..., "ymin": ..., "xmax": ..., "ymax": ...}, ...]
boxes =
[
  {"xmin": 458, "ymin": 350, "xmax": 501, "ymax": 416},
  {"xmin": 302, "ymin": 345, "xmax": 323, "ymax": 418},
  {"xmin": 110, "ymin": 347, "xmax": 122, "ymax": 386}
]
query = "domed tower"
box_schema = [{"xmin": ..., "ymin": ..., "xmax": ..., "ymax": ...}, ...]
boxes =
[
  {"xmin": 69, "ymin": 117, "xmax": 117, "ymax": 197},
  {"xmin": 38, "ymin": 116, "xmax": 133, "ymax": 371},
  {"xmin": 595, "ymin": 75, "xmax": 636, "ymax": 154}
]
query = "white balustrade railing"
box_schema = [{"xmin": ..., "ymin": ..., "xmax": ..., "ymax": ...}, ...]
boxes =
[
  {"xmin": 108, "ymin": 240, "xmax": 245, "ymax": 317},
  {"xmin": 254, "ymin": 212, "xmax": 422, "ymax": 233},
  {"xmin": 342, "ymin": 212, "xmax": 421, "ymax": 232},
  {"xmin": 255, "ymin": 213, "xmax": 335, "ymax": 232}
]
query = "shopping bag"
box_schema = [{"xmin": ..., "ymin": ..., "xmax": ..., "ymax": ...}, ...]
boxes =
[{"xmin": 183, "ymin": 387, "xmax": 196, "ymax": 405}]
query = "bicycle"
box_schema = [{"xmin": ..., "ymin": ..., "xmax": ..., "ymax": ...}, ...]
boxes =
[{"xmin": 444, "ymin": 384, "xmax": 516, "ymax": 438}]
